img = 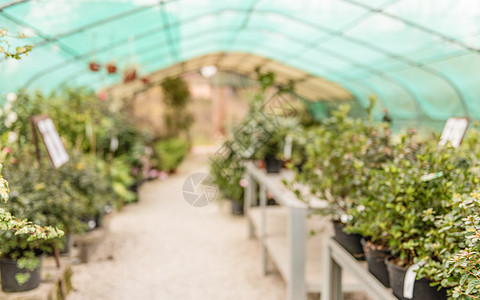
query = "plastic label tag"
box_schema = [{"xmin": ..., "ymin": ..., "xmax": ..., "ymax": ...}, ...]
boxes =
[
  {"xmin": 284, "ymin": 136, "xmax": 292, "ymax": 160},
  {"xmin": 421, "ymin": 171, "xmax": 443, "ymax": 182},
  {"xmin": 110, "ymin": 136, "xmax": 119, "ymax": 152},
  {"xmin": 403, "ymin": 262, "xmax": 424, "ymax": 299}
]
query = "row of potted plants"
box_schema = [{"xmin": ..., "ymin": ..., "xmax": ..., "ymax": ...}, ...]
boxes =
[
  {"xmin": 209, "ymin": 71, "xmax": 307, "ymax": 213},
  {"xmin": 209, "ymin": 69, "xmax": 480, "ymax": 298},
  {"xmin": 286, "ymin": 103, "xmax": 480, "ymax": 299},
  {"xmin": 0, "ymin": 80, "xmax": 192, "ymax": 292}
]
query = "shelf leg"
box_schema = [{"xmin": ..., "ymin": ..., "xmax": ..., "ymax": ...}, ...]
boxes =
[
  {"xmin": 245, "ymin": 171, "xmax": 257, "ymax": 239},
  {"xmin": 287, "ymin": 206, "xmax": 307, "ymax": 300},
  {"xmin": 322, "ymin": 238, "xmax": 343, "ymax": 300},
  {"xmin": 260, "ymin": 184, "xmax": 268, "ymax": 275}
]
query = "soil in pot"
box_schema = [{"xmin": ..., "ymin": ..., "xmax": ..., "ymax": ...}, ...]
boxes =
[
  {"xmin": 385, "ymin": 258, "xmax": 447, "ymax": 300},
  {"xmin": 265, "ymin": 157, "xmax": 282, "ymax": 173},
  {"xmin": 361, "ymin": 239, "xmax": 390, "ymax": 287},
  {"xmin": 332, "ymin": 221, "xmax": 365, "ymax": 260},
  {"xmin": 231, "ymin": 200, "xmax": 244, "ymax": 216},
  {"xmin": 0, "ymin": 257, "xmax": 42, "ymax": 292}
]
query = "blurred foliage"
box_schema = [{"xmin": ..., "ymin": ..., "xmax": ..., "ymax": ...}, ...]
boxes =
[
  {"xmin": 0, "ymin": 28, "xmax": 33, "ymax": 60},
  {"xmin": 152, "ymin": 138, "xmax": 189, "ymax": 173},
  {"xmin": 161, "ymin": 76, "xmax": 193, "ymax": 139}
]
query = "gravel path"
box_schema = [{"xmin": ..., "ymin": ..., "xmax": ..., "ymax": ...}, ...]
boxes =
[
  {"xmin": 68, "ymin": 153, "xmax": 370, "ymax": 300},
  {"xmin": 68, "ymin": 153, "xmax": 286, "ymax": 300}
]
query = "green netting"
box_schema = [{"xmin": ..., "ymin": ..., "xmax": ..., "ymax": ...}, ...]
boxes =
[{"xmin": 1, "ymin": 0, "xmax": 480, "ymax": 124}]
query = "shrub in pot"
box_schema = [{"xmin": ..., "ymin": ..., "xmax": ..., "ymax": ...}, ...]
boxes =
[
  {"xmin": 257, "ymin": 118, "xmax": 297, "ymax": 173},
  {"xmin": 354, "ymin": 140, "xmax": 478, "ymax": 299},
  {"xmin": 290, "ymin": 103, "xmax": 388, "ymax": 259},
  {"xmin": 210, "ymin": 141, "xmax": 245, "ymax": 215},
  {"xmin": 417, "ymin": 192, "xmax": 480, "ymax": 299},
  {"xmin": 0, "ymin": 160, "xmax": 63, "ymax": 292},
  {"xmin": 347, "ymin": 130, "xmax": 421, "ymax": 283}
]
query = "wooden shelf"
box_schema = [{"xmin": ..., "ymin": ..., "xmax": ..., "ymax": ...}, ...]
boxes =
[
  {"xmin": 249, "ymin": 207, "xmax": 363, "ymax": 293},
  {"xmin": 324, "ymin": 238, "xmax": 398, "ymax": 300}
]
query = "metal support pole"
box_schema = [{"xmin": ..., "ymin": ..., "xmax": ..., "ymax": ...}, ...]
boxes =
[{"xmin": 287, "ymin": 206, "xmax": 307, "ymax": 300}]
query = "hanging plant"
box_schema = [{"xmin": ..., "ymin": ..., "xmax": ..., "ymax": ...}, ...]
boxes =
[
  {"xmin": 141, "ymin": 77, "xmax": 150, "ymax": 85},
  {"xmin": 123, "ymin": 68, "xmax": 137, "ymax": 83},
  {"xmin": 89, "ymin": 62, "xmax": 101, "ymax": 72},
  {"xmin": 105, "ymin": 63, "xmax": 117, "ymax": 74}
]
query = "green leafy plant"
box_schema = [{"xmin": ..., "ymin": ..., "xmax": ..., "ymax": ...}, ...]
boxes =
[
  {"xmin": 0, "ymin": 160, "xmax": 63, "ymax": 281},
  {"xmin": 0, "ymin": 28, "xmax": 33, "ymax": 60},
  {"xmin": 161, "ymin": 76, "xmax": 193, "ymax": 138},
  {"xmin": 152, "ymin": 138, "xmax": 190, "ymax": 173},
  {"xmin": 210, "ymin": 140, "xmax": 245, "ymax": 204},
  {"xmin": 289, "ymin": 104, "xmax": 391, "ymax": 225},
  {"xmin": 417, "ymin": 192, "xmax": 480, "ymax": 299}
]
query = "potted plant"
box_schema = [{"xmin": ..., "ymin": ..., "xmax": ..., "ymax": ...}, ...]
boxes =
[
  {"xmin": 442, "ymin": 193, "xmax": 480, "ymax": 300},
  {"xmin": 0, "ymin": 159, "xmax": 63, "ymax": 292},
  {"xmin": 410, "ymin": 191, "xmax": 480, "ymax": 299},
  {"xmin": 256, "ymin": 116, "xmax": 301, "ymax": 174},
  {"xmin": 290, "ymin": 104, "xmax": 382, "ymax": 259},
  {"xmin": 210, "ymin": 140, "xmax": 245, "ymax": 215},
  {"xmin": 345, "ymin": 130, "xmax": 420, "ymax": 286},
  {"xmin": 356, "ymin": 140, "xmax": 476, "ymax": 299}
]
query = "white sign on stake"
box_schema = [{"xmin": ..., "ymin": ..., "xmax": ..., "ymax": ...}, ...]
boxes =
[
  {"xmin": 439, "ymin": 117, "xmax": 469, "ymax": 148},
  {"xmin": 34, "ymin": 117, "xmax": 69, "ymax": 168}
]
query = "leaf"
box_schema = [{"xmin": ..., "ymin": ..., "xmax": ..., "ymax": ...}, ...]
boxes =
[
  {"xmin": 15, "ymin": 273, "xmax": 31, "ymax": 285},
  {"xmin": 466, "ymin": 279, "xmax": 480, "ymax": 294}
]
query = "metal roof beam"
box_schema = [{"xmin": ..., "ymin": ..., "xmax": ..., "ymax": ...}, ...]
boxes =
[
  {"xmin": 0, "ymin": 0, "xmax": 30, "ymax": 11},
  {"xmin": 0, "ymin": 11, "xmax": 81, "ymax": 58},
  {"xmin": 340, "ymin": 0, "xmax": 480, "ymax": 53},
  {"xmin": 22, "ymin": 6, "xmax": 468, "ymax": 117},
  {"xmin": 33, "ymin": 0, "xmax": 177, "ymax": 48}
]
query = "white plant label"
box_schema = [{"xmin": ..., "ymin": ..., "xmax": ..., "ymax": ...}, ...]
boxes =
[
  {"xmin": 439, "ymin": 117, "xmax": 469, "ymax": 148},
  {"xmin": 403, "ymin": 262, "xmax": 424, "ymax": 299},
  {"xmin": 36, "ymin": 118, "xmax": 69, "ymax": 168},
  {"xmin": 284, "ymin": 135, "xmax": 292, "ymax": 160},
  {"xmin": 110, "ymin": 136, "xmax": 119, "ymax": 152}
]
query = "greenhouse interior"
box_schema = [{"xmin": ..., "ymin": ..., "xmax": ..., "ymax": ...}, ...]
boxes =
[{"xmin": 1, "ymin": 0, "xmax": 480, "ymax": 299}]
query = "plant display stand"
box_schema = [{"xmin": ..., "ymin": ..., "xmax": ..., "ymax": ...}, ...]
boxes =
[
  {"xmin": 0, "ymin": 257, "xmax": 73, "ymax": 300},
  {"xmin": 323, "ymin": 237, "xmax": 398, "ymax": 300},
  {"xmin": 72, "ymin": 227, "xmax": 107, "ymax": 263},
  {"xmin": 72, "ymin": 213, "xmax": 113, "ymax": 263},
  {"xmin": 244, "ymin": 162, "xmax": 362, "ymax": 300}
]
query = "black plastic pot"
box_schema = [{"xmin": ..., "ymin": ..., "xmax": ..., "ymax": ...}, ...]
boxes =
[
  {"xmin": 0, "ymin": 257, "xmax": 42, "ymax": 292},
  {"xmin": 231, "ymin": 200, "xmax": 244, "ymax": 216},
  {"xmin": 60, "ymin": 234, "xmax": 72, "ymax": 255},
  {"xmin": 265, "ymin": 157, "xmax": 282, "ymax": 173},
  {"xmin": 361, "ymin": 239, "xmax": 390, "ymax": 287},
  {"xmin": 294, "ymin": 162, "xmax": 305, "ymax": 173},
  {"xmin": 332, "ymin": 221, "xmax": 365, "ymax": 260},
  {"xmin": 385, "ymin": 258, "xmax": 447, "ymax": 300},
  {"xmin": 81, "ymin": 217, "xmax": 97, "ymax": 232},
  {"xmin": 128, "ymin": 181, "xmax": 143, "ymax": 202}
]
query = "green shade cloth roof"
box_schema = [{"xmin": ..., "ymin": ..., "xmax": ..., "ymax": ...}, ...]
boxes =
[{"xmin": 1, "ymin": 0, "xmax": 480, "ymax": 122}]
